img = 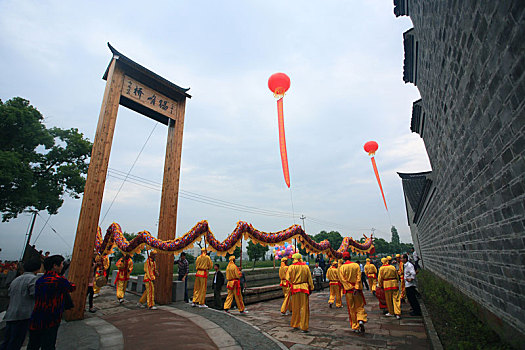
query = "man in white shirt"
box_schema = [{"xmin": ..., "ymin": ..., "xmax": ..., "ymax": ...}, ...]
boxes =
[{"xmin": 402, "ymin": 254, "xmax": 421, "ymax": 316}]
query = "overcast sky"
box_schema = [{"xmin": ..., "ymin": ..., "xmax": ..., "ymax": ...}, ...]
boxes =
[{"xmin": 0, "ymin": 1, "xmax": 429, "ymax": 260}]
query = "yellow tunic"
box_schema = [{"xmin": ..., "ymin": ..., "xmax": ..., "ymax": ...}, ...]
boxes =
[
  {"xmin": 378, "ymin": 264, "xmax": 401, "ymax": 315},
  {"xmin": 326, "ymin": 266, "xmax": 342, "ymax": 307},
  {"xmin": 338, "ymin": 261, "xmax": 367, "ymax": 330},
  {"xmin": 116, "ymin": 257, "xmax": 133, "ymax": 299},
  {"xmin": 223, "ymin": 261, "xmax": 245, "ymax": 312},
  {"xmin": 287, "ymin": 262, "xmax": 314, "ymax": 331},
  {"xmin": 364, "ymin": 262, "xmax": 378, "ymax": 292},
  {"xmin": 279, "ymin": 262, "xmax": 292, "ymax": 313},
  {"xmin": 192, "ymin": 253, "xmax": 213, "ymax": 305},
  {"xmin": 94, "ymin": 256, "xmax": 110, "ymax": 294},
  {"xmin": 139, "ymin": 257, "xmax": 157, "ymax": 307}
]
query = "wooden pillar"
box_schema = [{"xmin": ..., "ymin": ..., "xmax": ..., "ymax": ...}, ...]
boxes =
[
  {"xmin": 66, "ymin": 59, "xmax": 124, "ymax": 320},
  {"xmin": 156, "ymin": 99, "xmax": 186, "ymax": 304}
]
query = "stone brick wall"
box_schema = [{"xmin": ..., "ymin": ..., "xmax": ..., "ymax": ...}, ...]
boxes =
[{"xmin": 395, "ymin": 0, "xmax": 525, "ymax": 342}]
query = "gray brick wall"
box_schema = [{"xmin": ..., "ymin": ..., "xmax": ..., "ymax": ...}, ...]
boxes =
[{"xmin": 396, "ymin": 0, "xmax": 525, "ymax": 339}]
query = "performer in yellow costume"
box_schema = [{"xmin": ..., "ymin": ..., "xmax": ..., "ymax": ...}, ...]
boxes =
[
  {"xmin": 364, "ymin": 258, "xmax": 378, "ymax": 295},
  {"xmin": 139, "ymin": 250, "xmax": 158, "ymax": 309},
  {"xmin": 223, "ymin": 256, "xmax": 247, "ymax": 313},
  {"xmin": 192, "ymin": 247, "xmax": 213, "ymax": 308},
  {"xmin": 279, "ymin": 257, "xmax": 292, "ymax": 315},
  {"xmin": 396, "ymin": 254, "xmax": 406, "ymax": 301},
  {"xmin": 339, "ymin": 252, "xmax": 367, "ymax": 333},
  {"xmin": 93, "ymin": 255, "xmax": 110, "ymax": 296},
  {"xmin": 378, "ymin": 257, "xmax": 401, "ymax": 319},
  {"xmin": 337, "ymin": 259, "xmax": 344, "ymax": 301},
  {"xmin": 327, "ymin": 260, "xmax": 342, "ymax": 308},
  {"xmin": 116, "ymin": 254, "xmax": 133, "ymax": 303},
  {"xmin": 287, "ymin": 253, "xmax": 314, "ymax": 333}
]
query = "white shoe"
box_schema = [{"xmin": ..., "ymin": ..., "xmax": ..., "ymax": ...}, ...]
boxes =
[
  {"xmin": 395, "ymin": 315, "xmax": 401, "ymax": 320},
  {"xmin": 149, "ymin": 306, "xmax": 158, "ymax": 310},
  {"xmin": 285, "ymin": 311, "xmax": 291, "ymax": 316},
  {"xmin": 240, "ymin": 310, "xmax": 249, "ymax": 314},
  {"xmin": 137, "ymin": 303, "xmax": 145, "ymax": 308},
  {"xmin": 385, "ymin": 313, "xmax": 393, "ymax": 317},
  {"xmin": 191, "ymin": 302, "xmax": 196, "ymax": 307},
  {"xmin": 118, "ymin": 298, "xmax": 125, "ymax": 303},
  {"xmin": 198, "ymin": 304, "xmax": 208, "ymax": 308},
  {"xmin": 93, "ymin": 294, "xmax": 99, "ymax": 299}
]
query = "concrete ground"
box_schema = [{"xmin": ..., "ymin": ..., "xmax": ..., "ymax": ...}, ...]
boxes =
[{"xmin": 7, "ymin": 285, "xmax": 430, "ymax": 349}]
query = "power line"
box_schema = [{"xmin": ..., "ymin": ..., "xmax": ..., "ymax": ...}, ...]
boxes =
[
  {"xmin": 100, "ymin": 124, "xmax": 158, "ymax": 225},
  {"xmin": 33, "ymin": 214, "xmax": 52, "ymax": 244},
  {"xmin": 36, "ymin": 213, "xmax": 72, "ymax": 249}
]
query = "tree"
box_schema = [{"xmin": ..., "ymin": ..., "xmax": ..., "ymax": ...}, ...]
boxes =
[
  {"xmin": 0, "ymin": 97, "xmax": 92, "ymax": 221},
  {"xmin": 312, "ymin": 230, "xmax": 343, "ymax": 250},
  {"xmin": 391, "ymin": 226, "xmax": 400, "ymax": 245},
  {"xmin": 246, "ymin": 241, "xmax": 269, "ymax": 268}
]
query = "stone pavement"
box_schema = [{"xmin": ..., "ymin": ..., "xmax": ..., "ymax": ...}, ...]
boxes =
[
  {"xmin": 238, "ymin": 288, "xmax": 430, "ymax": 349},
  {"xmin": 12, "ymin": 285, "xmax": 430, "ymax": 349}
]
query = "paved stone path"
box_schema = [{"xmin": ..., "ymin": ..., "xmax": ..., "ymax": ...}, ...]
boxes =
[
  {"xmin": 239, "ymin": 288, "xmax": 430, "ymax": 349},
  {"xmin": 42, "ymin": 285, "xmax": 430, "ymax": 349}
]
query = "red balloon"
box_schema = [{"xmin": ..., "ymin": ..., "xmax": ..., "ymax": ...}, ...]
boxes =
[
  {"xmin": 364, "ymin": 141, "xmax": 378, "ymax": 155},
  {"xmin": 268, "ymin": 73, "xmax": 291, "ymax": 95}
]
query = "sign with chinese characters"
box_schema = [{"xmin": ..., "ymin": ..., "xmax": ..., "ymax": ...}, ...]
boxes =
[{"xmin": 121, "ymin": 75, "xmax": 178, "ymax": 121}]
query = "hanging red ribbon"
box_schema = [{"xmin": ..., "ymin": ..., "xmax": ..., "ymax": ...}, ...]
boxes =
[
  {"xmin": 370, "ymin": 156, "xmax": 388, "ymax": 211},
  {"xmin": 364, "ymin": 141, "xmax": 388, "ymax": 211},
  {"xmin": 268, "ymin": 73, "xmax": 292, "ymax": 188},
  {"xmin": 277, "ymin": 98, "xmax": 290, "ymax": 188}
]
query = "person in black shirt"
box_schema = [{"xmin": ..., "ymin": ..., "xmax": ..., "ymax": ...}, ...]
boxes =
[
  {"xmin": 174, "ymin": 253, "xmax": 189, "ymax": 303},
  {"xmin": 212, "ymin": 264, "xmax": 224, "ymax": 309}
]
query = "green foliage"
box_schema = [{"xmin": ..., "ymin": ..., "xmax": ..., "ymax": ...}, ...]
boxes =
[
  {"xmin": 111, "ymin": 232, "xmax": 146, "ymax": 263},
  {"xmin": 418, "ymin": 270, "xmax": 511, "ymax": 350},
  {"xmin": 391, "ymin": 225, "xmax": 400, "ymax": 245},
  {"xmin": 312, "ymin": 230, "xmax": 343, "ymax": 250},
  {"xmin": 185, "ymin": 253, "xmax": 195, "ymax": 264},
  {"xmin": 0, "ymin": 97, "xmax": 92, "ymax": 221},
  {"xmin": 247, "ymin": 241, "xmax": 269, "ymax": 267}
]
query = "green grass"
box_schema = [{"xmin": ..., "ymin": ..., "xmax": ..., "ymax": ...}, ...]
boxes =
[{"xmin": 418, "ymin": 270, "xmax": 512, "ymax": 350}]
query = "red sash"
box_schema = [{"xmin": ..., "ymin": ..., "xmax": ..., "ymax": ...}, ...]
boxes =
[
  {"xmin": 227, "ymin": 279, "xmax": 241, "ymax": 296},
  {"xmin": 196, "ymin": 269, "xmax": 208, "ymax": 278}
]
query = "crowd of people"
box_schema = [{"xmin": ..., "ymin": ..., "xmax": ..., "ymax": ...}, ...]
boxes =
[{"xmin": 1, "ymin": 245, "xmax": 421, "ymax": 348}]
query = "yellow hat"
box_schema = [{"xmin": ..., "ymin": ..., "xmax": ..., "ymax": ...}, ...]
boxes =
[
  {"xmin": 387, "ymin": 256, "xmax": 392, "ymax": 260},
  {"xmin": 381, "ymin": 258, "xmax": 387, "ymax": 264},
  {"xmin": 332, "ymin": 260, "xmax": 338, "ymax": 265},
  {"xmin": 281, "ymin": 257, "xmax": 288, "ymax": 261},
  {"xmin": 338, "ymin": 259, "xmax": 343, "ymax": 263},
  {"xmin": 396, "ymin": 254, "xmax": 400, "ymax": 258},
  {"xmin": 366, "ymin": 258, "xmax": 370, "ymax": 262},
  {"xmin": 201, "ymin": 247, "xmax": 207, "ymax": 251},
  {"xmin": 228, "ymin": 255, "xmax": 235, "ymax": 261},
  {"xmin": 292, "ymin": 253, "xmax": 302, "ymax": 260}
]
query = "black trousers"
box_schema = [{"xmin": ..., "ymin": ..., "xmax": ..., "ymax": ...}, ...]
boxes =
[
  {"xmin": 87, "ymin": 286, "xmax": 94, "ymax": 309},
  {"xmin": 213, "ymin": 286, "xmax": 223, "ymax": 309},
  {"xmin": 314, "ymin": 276, "xmax": 323, "ymax": 291},
  {"xmin": 406, "ymin": 286, "xmax": 421, "ymax": 315},
  {"xmin": 178, "ymin": 275, "xmax": 188, "ymax": 302},
  {"xmin": 27, "ymin": 325, "xmax": 59, "ymax": 350},
  {"xmin": 361, "ymin": 272, "xmax": 369, "ymax": 290},
  {"xmin": 1, "ymin": 319, "xmax": 30, "ymax": 350}
]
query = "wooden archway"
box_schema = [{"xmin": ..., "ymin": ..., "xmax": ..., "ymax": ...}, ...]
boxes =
[{"xmin": 66, "ymin": 43, "xmax": 190, "ymax": 320}]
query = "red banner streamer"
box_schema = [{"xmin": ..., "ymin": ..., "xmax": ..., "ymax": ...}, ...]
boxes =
[
  {"xmin": 277, "ymin": 98, "xmax": 290, "ymax": 188},
  {"xmin": 370, "ymin": 156, "xmax": 388, "ymax": 211}
]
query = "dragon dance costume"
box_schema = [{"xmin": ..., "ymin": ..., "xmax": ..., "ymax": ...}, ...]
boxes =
[
  {"xmin": 338, "ymin": 253, "xmax": 367, "ymax": 332},
  {"xmin": 327, "ymin": 261, "xmax": 342, "ymax": 308},
  {"xmin": 223, "ymin": 256, "xmax": 245, "ymax": 312},
  {"xmin": 192, "ymin": 248, "xmax": 212, "ymax": 306},
  {"xmin": 115, "ymin": 257, "xmax": 133, "ymax": 301},
  {"xmin": 279, "ymin": 258, "xmax": 292, "ymax": 314},
  {"xmin": 287, "ymin": 253, "xmax": 314, "ymax": 332}
]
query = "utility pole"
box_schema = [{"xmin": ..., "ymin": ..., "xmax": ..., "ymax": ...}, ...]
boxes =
[
  {"xmin": 21, "ymin": 210, "xmax": 38, "ymax": 261},
  {"xmin": 371, "ymin": 227, "xmax": 376, "ymax": 236},
  {"xmin": 300, "ymin": 215, "xmax": 306, "ymax": 232}
]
